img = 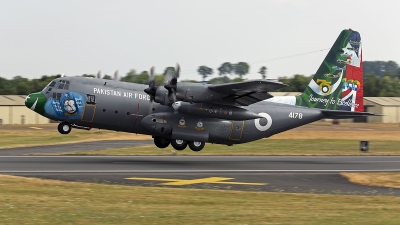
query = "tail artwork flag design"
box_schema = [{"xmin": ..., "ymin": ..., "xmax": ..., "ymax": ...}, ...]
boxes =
[{"xmin": 295, "ymin": 29, "xmax": 363, "ymax": 112}]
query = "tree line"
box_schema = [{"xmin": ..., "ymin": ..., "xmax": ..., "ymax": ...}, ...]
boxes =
[{"xmin": 0, "ymin": 61, "xmax": 399, "ymax": 97}]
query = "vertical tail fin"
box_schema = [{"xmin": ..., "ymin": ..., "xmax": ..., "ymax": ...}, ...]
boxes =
[{"xmin": 295, "ymin": 29, "xmax": 363, "ymax": 112}]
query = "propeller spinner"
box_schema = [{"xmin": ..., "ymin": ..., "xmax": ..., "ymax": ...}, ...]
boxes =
[{"xmin": 144, "ymin": 64, "xmax": 180, "ymax": 108}]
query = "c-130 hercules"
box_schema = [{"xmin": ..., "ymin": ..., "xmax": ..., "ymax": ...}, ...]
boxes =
[{"xmin": 25, "ymin": 29, "xmax": 374, "ymax": 152}]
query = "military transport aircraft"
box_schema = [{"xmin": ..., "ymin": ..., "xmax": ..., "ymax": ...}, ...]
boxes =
[{"xmin": 25, "ymin": 29, "xmax": 374, "ymax": 152}]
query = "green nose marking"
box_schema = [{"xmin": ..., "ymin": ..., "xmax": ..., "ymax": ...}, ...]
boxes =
[{"xmin": 25, "ymin": 92, "xmax": 47, "ymax": 115}]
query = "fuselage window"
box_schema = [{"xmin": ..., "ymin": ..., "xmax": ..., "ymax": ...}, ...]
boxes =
[
  {"xmin": 64, "ymin": 84, "xmax": 69, "ymax": 90},
  {"xmin": 49, "ymin": 81, "xmax": 56, "ymax": 87},
  {"xmin": 56, "ymin": 93, "xmax": 61, "ymax": 100}
]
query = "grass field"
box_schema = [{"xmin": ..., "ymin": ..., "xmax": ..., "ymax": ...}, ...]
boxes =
[
  {"xmin": 342, "ymin": 172, "xmax": 400, "ymax": 189},
  {"xmin": 0, "ymin": 175, "xmax": 400, "ymax": 225},
  {"xmin": 0, "ymin": 125, "xmax": 150, "ymax": 149}
]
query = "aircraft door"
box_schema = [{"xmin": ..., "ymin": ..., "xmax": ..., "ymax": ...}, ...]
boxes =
[
  {"xmin": 81, "ymin": 104, "xmax": 96, "ymax": 122},
  {"xmin": 229, "ymin": 121, "xmax": 244, "ymax": 141},
  {"xmin": 81, "ymin": 94, "xmax": 97, "ymax": 122}
]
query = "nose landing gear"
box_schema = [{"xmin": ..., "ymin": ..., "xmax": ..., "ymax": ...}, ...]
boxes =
[{"xmin": 58, "ymin": 122, "xmax": 71, "ymax": 134}]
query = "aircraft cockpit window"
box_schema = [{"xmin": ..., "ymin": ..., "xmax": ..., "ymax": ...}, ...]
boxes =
[
  {"xmin": 66, "ymin": 81, "xmax": 70, "ymax": 84},
  {"xmin": 64, "ymin": 84, "xmax": 69, "ymax": 90},
  {"xmin": 56, "ymin": 93, "xmax": 61, "ymax": 100},
  {"xmin": 58, "ymin": 83, "xmax": 65, "ymax": 89},
  {"xmin": 52, "ymin": 92, "xmax": 56, "ymax": 99},
  {"xmin": 49, "ymin": 81, "xmax": 56, "ymax": 87},
  {"xmin": 60, "ymin": 80, "xmax": 65, "ymax": 83}
]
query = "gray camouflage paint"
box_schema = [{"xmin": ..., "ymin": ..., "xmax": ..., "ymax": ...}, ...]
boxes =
[{"xmin": 26, "ymin": 76, "xmax": 325, "ymax": 145}]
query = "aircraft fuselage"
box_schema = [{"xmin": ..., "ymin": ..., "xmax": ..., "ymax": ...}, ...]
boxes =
[{"xmin": 25, "ymin": 76, "xmax": 324, "ymax": 146}]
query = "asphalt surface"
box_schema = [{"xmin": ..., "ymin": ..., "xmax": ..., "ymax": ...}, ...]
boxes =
[
  {"xmin": 1, "ymin": 143, "xmax": 400, "ymax": 195},
  {"xmin": 0, "ymin": 140, "xmax": 153, "ymax": 156}
]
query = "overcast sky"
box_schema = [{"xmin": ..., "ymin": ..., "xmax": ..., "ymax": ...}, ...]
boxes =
[{"xmin": 1, "ymin": 0, "xmax": 399, "ymax": 81}]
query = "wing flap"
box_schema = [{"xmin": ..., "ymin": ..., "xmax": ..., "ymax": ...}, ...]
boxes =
[{"xmin": 209, "ymin": 80, "xmax": 287, "ymax": 105}]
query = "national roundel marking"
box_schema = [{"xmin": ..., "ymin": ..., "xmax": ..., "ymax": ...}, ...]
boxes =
[{"xmin": 255, "ymin": 113, "xmax": 272, "ymax": 131}]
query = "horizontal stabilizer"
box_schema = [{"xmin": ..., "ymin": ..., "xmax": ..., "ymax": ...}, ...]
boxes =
[{"xmin": 321, "ymin": 109, "xmax": 379, "ymax": 119}]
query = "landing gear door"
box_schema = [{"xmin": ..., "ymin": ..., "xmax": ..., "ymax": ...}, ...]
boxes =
[{"xmin": 229, "ymin": 121, "xmax": 244, "ymax": 141}]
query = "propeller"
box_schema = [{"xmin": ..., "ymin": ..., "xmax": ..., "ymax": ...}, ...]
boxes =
[
  {"xmin": 164, "ymin": 63, "xmax": 180, "ymax": 103},
  {"xmin": 96, "ymin": 70, "xmax": 101, "ymax": 79},
  {"xmin": 114, "ymin": 70, "xmax": 119, "ymax": 81},
  {"xmin": 144, "ymin": 66, "xmax": 157, "ymax": 112}
]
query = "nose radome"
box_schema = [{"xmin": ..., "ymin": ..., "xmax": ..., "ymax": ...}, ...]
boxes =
[
  {"xmin": 24, "ymin": 94, "xmax": 32, "ymax": 108},
  {"xmin": 25, "ymin": 92, "xmax": 47, "ymax": 115}
]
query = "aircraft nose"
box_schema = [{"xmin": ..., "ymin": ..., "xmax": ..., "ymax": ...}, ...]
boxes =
[{"xmin": 25, "ymin": 92, "xmax": 47, "ymax": 115}]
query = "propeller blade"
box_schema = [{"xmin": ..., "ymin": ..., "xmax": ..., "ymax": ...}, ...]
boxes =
[
  {"xmin": 144, "ymin": 66, "xmax": 157, "ymax": 112},
  {"xmin": 97, "ymin": 70, "xmax": 101, "ymax": 79},
  {"xmin": 175, "ymin": 63, "xmax": 180, "ymax": 78},
  {"xmin": 164, "ymin": 64, "xmax": 180, "ymax": 104},
  {"xmin": 149, "ymin": 66, "xmax": 155, "ymax": 88},
  {"xmin": 114, "ymin": 70, "xmax": 119, "ymax": 81},
  {"xmin": 165, "ymin": 67, "xmax": 174, "ymax": 84},
  {"xmin": 171, "ymin": 90, "xmax": 177, "ymax": 103}
]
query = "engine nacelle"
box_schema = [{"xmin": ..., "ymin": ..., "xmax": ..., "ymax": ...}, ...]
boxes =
[
  {"xmin": 153, "ymin": 83, "xmax": 229, "ymax": 105},
  {"xmin": 171, "ymin": 101, "xmax": 262, "ymax": 120}
]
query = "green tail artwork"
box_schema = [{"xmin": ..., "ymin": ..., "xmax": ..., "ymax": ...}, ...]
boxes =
[{"xmin": 267, "ymin": 29, "xmax": 364, "ymax": 112}]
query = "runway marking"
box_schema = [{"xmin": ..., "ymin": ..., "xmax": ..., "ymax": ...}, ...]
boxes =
[
  {"xmin": 125, "ymin": 176, "xmax": 266, "ymax": 186},
  {"xmin": 28, "ymin": 127, "xmax": 43, "ymax": 130}
]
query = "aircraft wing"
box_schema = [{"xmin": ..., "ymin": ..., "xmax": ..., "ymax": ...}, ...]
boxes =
[{"xmin": 208, "ymin": 79, "xmax": 287, "ymax": 106}]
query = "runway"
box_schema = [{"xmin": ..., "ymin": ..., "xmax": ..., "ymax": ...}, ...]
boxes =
[{"xmin": 1, "ymin": 145, "xmax": 400, "ymax": 195}]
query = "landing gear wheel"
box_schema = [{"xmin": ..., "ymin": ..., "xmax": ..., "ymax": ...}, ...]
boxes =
[
  {"xmin": 189, "ymin": 141, "xmax": 205, "ymax": 152},
  {"xmin": 58, "ymin": 122, "xmax": 71, "ymax": 135},
  {"xmin": 154, "ymin": 136, "xmax": 170, "ymax": 149},
  {"xmin": 171, "ymin": 139, "xmax": 187, "ymax": 151}
]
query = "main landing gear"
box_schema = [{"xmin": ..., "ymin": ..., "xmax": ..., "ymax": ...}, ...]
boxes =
[
  {"xmin": 170, "ymin": 139, "xmax": 187, "ymax": 151},
  {"xmin": 188, "ymin": 141, "xmax": 205, "ymax": 152},
  {"xmin": 153, "ymin": 136, "xmax": 170, "ymax": 148},
  {"xmin": 153, "ymin": 137, "xmax": 205, "ymax": 151},
  {"xmin": 58, "ymin": 122, "xmax": 71, "ymax": 134}
]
